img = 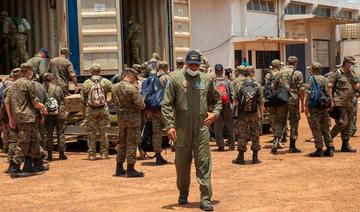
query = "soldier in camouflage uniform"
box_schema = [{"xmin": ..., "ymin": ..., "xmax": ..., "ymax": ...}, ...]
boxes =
[
  {"xmin": 176, "ymin": 57, "xmax": 185, "ymax": 71},
  {"xmin": 43, "ymin": 73, "xmax": 67, "ymax": 161},
  {"xmin": 232, "ymin": 65, "xmax": 246, "ymax": 141},
  {"xmin": 349, "ymin": 97, "xmax": 357, "ymax": 137},
  {"xmin": 328, "ymin": 56, "xmax": 359, "ymax": 152},
  {"xmin": 148, "ymin": 61, "xmax": 169, "ymax": 165},
  {"xmin": 28, "ymin": 48, "xmax": 49, "ymax": 81},
  {"xmin": 126, "ymin": 16, "xmax": 142, "ymax": 65},
  {"xmin": 48, "ymin": 48, "xmax": 80, "ymax": 95},
  {"xmin": 10, "ymin": 17, "xmax": 30, "ymax": 68},
  {"xmin": 305, "ymin": 62, "xmax": 334, "ymax": 157},
  {"xmin": 80, "ymin": 64, "xmax": 113, "ymax": 160},
  {"xmin": 271, "ymin": 56, "xmax": 305, "ymax": 154},
  {"xmin": 112, "ymin": 68, "xmax": 145, "ymax": 177},
  {"xmin": 213, "ymin": 64, "xmax": 235, "ymax": 151},
  {"xmin": 7, "ymin": 63, "xmax": 48, "ymax": 177},
  {"xmin": 232, "ymin": 67, "xmax": 264, "ymax": 164}
]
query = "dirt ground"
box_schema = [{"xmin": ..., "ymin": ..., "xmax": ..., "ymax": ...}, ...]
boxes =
[{"xmin": 1, "ymin": 111, "xmax": 360, "ymax": 212}]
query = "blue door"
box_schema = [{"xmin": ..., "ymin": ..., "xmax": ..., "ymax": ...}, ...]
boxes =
[{"xmin": 286, "ymin": 44, "xmax": 305, "ymax": 76}]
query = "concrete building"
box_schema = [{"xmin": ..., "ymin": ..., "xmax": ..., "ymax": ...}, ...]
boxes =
[{"xmin": 191, "ymin": 0, "xmax": 360, "ymax": 81}]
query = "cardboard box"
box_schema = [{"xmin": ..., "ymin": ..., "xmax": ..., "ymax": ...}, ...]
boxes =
[{"xmin": 65, "ymin": 94, "xmax": 84, "ymax": 112}]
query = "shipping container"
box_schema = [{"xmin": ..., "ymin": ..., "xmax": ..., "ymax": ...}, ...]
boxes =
[{"xmin": 0, "ymin": 0, "xmax": 191, "ymax": 76}]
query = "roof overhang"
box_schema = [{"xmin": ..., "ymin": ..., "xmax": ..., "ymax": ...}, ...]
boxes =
[
  {"xmin": 284, "ymin": 14, "xmax": 360, "ymax": 24},
  {"xmin": 233, "ymin": 36, "xmax": 308, "ymax": 45}
]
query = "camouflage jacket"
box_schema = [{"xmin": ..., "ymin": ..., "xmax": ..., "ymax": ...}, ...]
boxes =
[
  {"xmin": 48, "ymin": 55, "xmax": 76, "ymax": 95},
  {"xmin": 112, "ymin": 79, "xmax": 145, "ymax": 113}
]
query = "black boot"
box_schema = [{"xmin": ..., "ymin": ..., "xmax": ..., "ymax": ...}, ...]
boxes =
[
  {"xmin": 33, "ymin": 158, "xmax": 49, "ymax": 173},
  {"xmin": 252, "ymin": 150, "xmax": 261, "ymax": 164},
  {"xmin": 22, "ymin": 157, "xmax": 35, "ymax": 173},
  {"xmin": 47, "ymin": 151, "xmax": 53, "ymax": 161},
  {"xmin": 232, "ymin": 151, "xmax": 245, "ymax": 165},
  {"xmin": 309, "ymin": 148, "xmax": 323, "ymax": 157},
  {"xmin": 155, "ymin": 153, "xmax": 168, "ymax": 165},
  {"xmin": 271, "ymin": 137, "xmax": 279, "ymax": 154},
  {"xmin": 126, "ymin": 164, "xmax": 144, "ymax": 178},
  {"xmin": 217, "ymin": 146, "xmax": 225, "ymax": 151},
  {"xmin": 341, "ymin": 140, "xmax": 357, "ymax": 153},
  {"xmin": 59, "ymin": 151, "xmax": 68, "ymax": 160},
  {"xmin": 178, "ymin": 196, "xmax": 188, "ymax": 205},
  {"xmin": 323, "ymin": 147, "xmax": 334, "ymax": 157},
  {"xmin": 289, "ymin": 140, "xmax": 301, "ymax": 153},
  {"xmin": 114, "ymin": 162, "xmax": 126, "ymax": 176},
  {"xmin": 8, "ymin": 160, "xmax": 21, "ymax": 178}
]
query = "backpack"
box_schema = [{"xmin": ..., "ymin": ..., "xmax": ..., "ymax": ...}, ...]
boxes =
[
  {"xmin": 139, "ymin": 120, "xmax": 171, "ymax": 158},
  {"xmin": 237, "ymin": 78, "xmax": 260, "ymax": 113},
  {"xmin": 308, "ymin": 76, "xmax": 331, "ymax": 109},
  {"xmin": 264, "ymin": 70, "xmax": 296, "ymax": 107},
  {"xmin": 45, "ymin": 97, "xmax": 59, "ymax": 115},
  {"xmin": 87, "ymin": 77, "xmax": 106, "ymax": 108},
  {"xmin": 215, "ymin": 79, "xmax": 230, "ymax": 104},
  {"xmin": 141, "ymin": 75, "xmax": 164, "ymax": 110}
]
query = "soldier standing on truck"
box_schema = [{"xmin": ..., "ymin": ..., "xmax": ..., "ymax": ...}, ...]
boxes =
[
  {"xmin": 48, "ymin": 48, "xmax": 80, "ymax": 95},
  {"xmin": 80, "ymin": 63, "xmax": 113, "ymax": 160},
  {"xmin": 126, "ymin": 16, "xmax": 142, "ymax": 66}
]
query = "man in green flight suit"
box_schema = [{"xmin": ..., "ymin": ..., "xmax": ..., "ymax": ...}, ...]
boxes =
[{"xmin": 162, "ymin": 50, "xmax": 222, "ymax": 211}]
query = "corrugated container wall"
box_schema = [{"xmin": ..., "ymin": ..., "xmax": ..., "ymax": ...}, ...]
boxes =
[{"xmin": 0, "ymin": 0, "xmax": 65, "ymax": 74}]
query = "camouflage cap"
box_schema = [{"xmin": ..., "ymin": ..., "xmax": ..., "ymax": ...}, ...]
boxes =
[
  {"xmin": 271, "ymin": 59, "xmax": 281, "ymax": 66},
  {"xmin": 308, "ymin": 62, "xmax": 322, "ymax": 71},
  {"xmin": 176, "ymin": 57, "xmax": 185, "ymax": 64},
  {"xmin": 288, "ymin": 56, "xmax": 298, "ymax": 64},
  {"xmin": 60, "ymin": 47, "xmax": 72, "ymax": 55},
  {"xmin": 90, "ymin": 63, "xmax": 101, "ymax": 72},
  {"xmin": 10, "ymin": 68, "xmax": 21, "ymax": 77},
  {"xmin": 125, "ymin": 68, "xmax": 139, "ymax": 79},
  {"xmin": 20, "ymin": 63, "xmax": 33, "ymax": 71},
  {"xmin": 236, "ymin": 65, "xmax": 246, "ymax": 72},
  {"xmin": 343, "ymin": 56, "xmax": 356, "ymax": 64},
  {"xmin": 158, "ymin": 61, "xmax": 168, "ymax": 69},
  {"xmin": 152, "ymin": 53, "xmax": 161, "ymax": 60}
]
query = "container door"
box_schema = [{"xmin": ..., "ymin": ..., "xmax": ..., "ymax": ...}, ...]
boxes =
[
  {"xmin": 172, "ymin": 0, "xmax": 191, "ymax": 62},
  {"xmin": 77, "ymin": 0, "xmax": 123, "ymax": 75}
]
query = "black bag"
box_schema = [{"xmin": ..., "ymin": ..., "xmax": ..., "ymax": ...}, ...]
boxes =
[
  {"xmin": 139, "ymin": 120, "xmax": 170, "ymax": 158},
  {"xmin": 329, "ymin": 106, "xmax": 341, "ymax": 120}
]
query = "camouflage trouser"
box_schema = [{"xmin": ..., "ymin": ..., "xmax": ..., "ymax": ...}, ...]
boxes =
[
  {"xmin": 268, "ymin": 107, "xmax": 277, "ymax": 133},
  {"xmin": 331, "ymin": 106, "xmax": 353, "ymax": 141},
  {"xmin": 130, "ymin": 45, "xmax": 141, "ymax": 65},
  {"xmin": 10, "ymin": 33, "xmax": 29, "ymax": 68},
  {"xmin": 309, "ymin": 108, "xmax": 333, "ymax": 149},
  {"xmin": 274, "ymin": 104, "xmax": 289, "ymax": 139},
  {"xmin": 214, "ymin": 104, "xmax": 235, "ymax": 148},
  {"xmin": 151, "ymin": 110, "xmax": 164, "ymax": 153},
  {"xmin": 85, "ymin": 107, "xmax": 110, "ymax": 155},
  {"xmin": 236, "ymin": 113, "xmax": 261, "ymax": 152},
  {"xmin": 3, "ymin": 125, "xmax": 18, "ymax": 154},
  {"xmin": 288, "ymin": 103, "xmax": 300, "ymax": 141},
  {"xmin": 349, "ymin": 98, "xmax": 357, "ymax": 136},
  {"xmin": 8, "ymin": 123, "xmax": 41, "ymax": 165},
  {"xmin": 116, "ymin": 126, "xmax": 141, "ymax": 165},
  {"xmin": 46, "ymin": 115, "xmax": 66, "ymax": 152}
]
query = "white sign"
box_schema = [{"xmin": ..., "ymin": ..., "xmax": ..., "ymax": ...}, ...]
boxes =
[{"xmin": 94, "ymin": 4, "xmax": 106, "ymax": 12}]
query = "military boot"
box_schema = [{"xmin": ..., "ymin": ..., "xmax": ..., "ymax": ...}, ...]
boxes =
[
  {"xmin": 323, "ymin": 147, "xmax": 334, "ymax": 157},
  {"xmin": 114, "ymin": 162, "xmax": 126, "ymax": 176},
  {"xmin": 200, "ymin": 201, "xmax": 214, "ymax": 211},
  {"xmin": 309, "ymin": 148, "xmax": 323, "ymax": 157},
  {"xmin": 252, "ymin": 150, "xmax": 261, "ymax": 164},
  {"xmin": 101, "ymin": 152, "xmax": 110, "ymax": 160},
  {"xmin": 22, "ymin": 157, "xmax": 35, "ymax": 173},
  {"xmin": 126, "ymin": 164, "xmax": 144, "ymax": 178},
  {"xmin": 33, "ymin": 158, "xmax": 49, "ymax": 172},
  {"xmin": 155, "ymin": 153, "xmax": 168, "ymax": 165},
  {"xmin": 271, "ymin": 137, "xmax": 279, "ymax": 154},
  {"xmin": 88, "ymin": 153, "xmax": 96, "ymax": 161},
  {"xmin": 341, "ymin": 140, "xmax": 357, "ymax": 153},
  {"xmin": 59, "ymin": 151, "xmax": 68, "ymax": 160},
  {"xmin": 8, "ymin": 160, "xmax": 21, "ymax": 178},
  {"xmin": 289, "ymin": 140, "xmax": 301, "ymax": 153},
  {"xmin": 178, "ymin": 196, "xmax": 188, "ymax": 205},
  {"xmin": 232, "ymin": 151, "xmax": 245, "ymax": 165},
  {"xmin": 47, "ymin": 151, "xmax": 53, "ymax": 161}
]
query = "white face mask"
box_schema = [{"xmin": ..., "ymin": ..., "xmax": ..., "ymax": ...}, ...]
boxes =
[
  {"xmin": 186, "ymin": 68, "xmax": 199, "ymax": 77},
  {"xmin": 350, "ymin": 65, "xmax": 356, "ymax": 72}
]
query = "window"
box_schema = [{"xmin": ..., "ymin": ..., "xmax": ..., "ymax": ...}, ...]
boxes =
[
  {"xmin": 314, "ymin": 7, "xmax": 331, "ymax": 17},
  {"xmin": 285, "ymin": 4, "xmax": 306, "ymax": 15},
  {"xmin": 339, "ymin": 10, "xmax": 353, "ymax": 19},
  {"xmin": 255, "ymin": 51, "xmax": 280, "ymax": 69},
  {"xmin": 247, "ymin": 0, "xmax": 275, "ymax": 13}
]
